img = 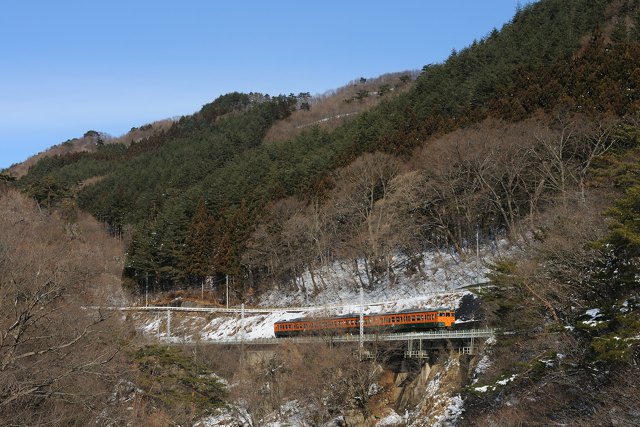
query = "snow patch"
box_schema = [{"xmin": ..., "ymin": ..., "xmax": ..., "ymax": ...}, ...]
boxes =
[
  {"xmin": 194, "ymin": 406, "xmax": 251, "ymax": 427},
  {"xmin": 472, "ymin": 355, "xmax": 492, "ymax": 384},
  {"xmin": 581, "ymin": 308, "xmax": 605, "ymax": 327},
  {"xmin": 474, "ymin": 374, "xmax": 517, "ymax": 393},
  {"xmin": 474, "ymin": 385, "xmax": 491, "ymax": 393},
  {"xmin": 376, "ymin": 409, "xmax": 404, "ymax": 426},
  {"xmin": 496, "ymin": 374, "xmax": 517, "ymax": 386},
  {"xmin": 584, "ymin": 308, "xmax": 601, "ymax": 318},
  {"xmin": 258, "ymin": 245, "xmax": 506, "ymax": 308},
  {"xmin": 433, "ymin": 394, "xmax": 464, "ymax": 427}
]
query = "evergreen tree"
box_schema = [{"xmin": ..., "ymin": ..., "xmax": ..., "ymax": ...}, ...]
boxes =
[
  {"xmin": 181, "ymin": 198, "xmax": 216, "ymax": 286},
  {"xmin": 123, "ymin": 220, "xmax": 159, "ymax": 294}
]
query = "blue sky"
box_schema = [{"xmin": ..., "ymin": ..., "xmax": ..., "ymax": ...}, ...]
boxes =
[{"xmin": 0, "ymin": 1, "xmax": 527, "ymax": 169}]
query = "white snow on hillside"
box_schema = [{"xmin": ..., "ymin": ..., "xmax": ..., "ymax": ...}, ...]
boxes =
[
  {"xmin": 132, "ymin": 244, "xmax": 506, "ymax": 343},
  {"xmin": 258, "ymin": 247, "xmax": 499, "ymax": 308}
]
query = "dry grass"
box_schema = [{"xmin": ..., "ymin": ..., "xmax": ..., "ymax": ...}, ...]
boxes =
[
  {"xmin": 264, "ymin": 71, "xmax": 418, "ymax": 143},
  {"xmin": 6, "ymin": 119, "xmax": 175, "ymax": 178}
]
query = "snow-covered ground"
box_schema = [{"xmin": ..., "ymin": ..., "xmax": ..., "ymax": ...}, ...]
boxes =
[
  {"xmin": 258, "ymin": 247, "xmax": 496, "ymax": 307},
  {"xmin": 133, "ymin": 246, "xmax": 503, "ymax": 343}
]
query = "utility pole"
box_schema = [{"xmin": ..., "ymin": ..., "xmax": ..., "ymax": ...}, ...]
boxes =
[
  {"xmin": 476, "ymin": 224, "xmax": 480, "ymax": 282},
  {"xmin": 166, "ymin": 310, "xmax": 171, "ymax": 338},
  {"xmin": 359, "ymin": 286, "xmax": 364, "ymax": 359},
  {"xmin": 240, "ymin": 303, "xmax": 245, "ymax": 363},
  {"xmin": 226, "ymin": 275, "xmax": 229, "ymax": 309},
  {"xmin": 240, "ymin": 303, "xmax": 244, "ymax": 341},
  {"xmin": 145, "ymin": 272, "xmax": 149, "ymax": 307}
]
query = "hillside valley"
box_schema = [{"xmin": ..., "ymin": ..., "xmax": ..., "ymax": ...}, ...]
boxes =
[{"xmin": 3, "ymin": 0, "xmax": 640, "ymax": 425}]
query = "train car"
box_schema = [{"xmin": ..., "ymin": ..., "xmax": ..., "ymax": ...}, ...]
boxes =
[{"xmin": 274, "ymin": 308, "xmax": 455, "ymax": 338}]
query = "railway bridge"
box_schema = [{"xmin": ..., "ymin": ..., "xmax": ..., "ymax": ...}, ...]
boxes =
[
  {"xmin": 98, "ymin": 300, "xmax": 493, "ymax": 358},
  {"xmin": 193, "ymin": 328, "xmax": 496, "ymax": 359}
]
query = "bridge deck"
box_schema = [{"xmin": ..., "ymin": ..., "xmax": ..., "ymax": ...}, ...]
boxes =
[{"xmin": 191, "ymin": 328, "xmax": 495, "ymax": 345}]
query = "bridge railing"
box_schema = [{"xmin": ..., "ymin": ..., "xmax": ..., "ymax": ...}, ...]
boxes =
[{"xmin": 171, "ymin": 328, "xmax": 496, "ymax": 345}]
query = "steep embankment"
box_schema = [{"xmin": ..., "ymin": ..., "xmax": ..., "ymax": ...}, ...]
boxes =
[{"xmin": 0, "ymin": 185, "xmax": 131, "ymax": 425}]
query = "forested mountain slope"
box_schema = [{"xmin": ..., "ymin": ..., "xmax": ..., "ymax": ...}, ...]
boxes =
[{"xmin": 13, "ymin": 0, "xmax": 640, "ymax": 299}]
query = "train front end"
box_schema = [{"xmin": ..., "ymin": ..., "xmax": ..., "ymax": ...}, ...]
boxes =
[{"xmin": 437, "ymin": 310, "xmax": 456, "ymax": 328}]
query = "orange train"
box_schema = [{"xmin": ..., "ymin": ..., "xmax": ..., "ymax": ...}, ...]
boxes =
[{"xmin": 274, "ymin": 308, "xmax": 456, "ymax": 338}]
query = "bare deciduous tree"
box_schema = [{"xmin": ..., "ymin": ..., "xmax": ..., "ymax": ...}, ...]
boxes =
[{"xmin": 0, "ymin": 187, "xmax": 129, "ymax": 425}]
